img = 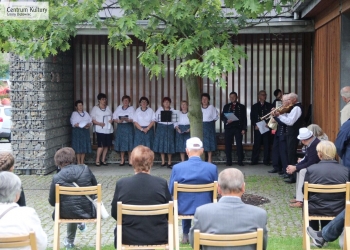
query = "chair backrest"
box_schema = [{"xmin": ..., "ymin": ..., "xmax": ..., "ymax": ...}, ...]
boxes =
[
  {"xmin": 173, "ymin": 181, "xmax": 218, "ymax": 202},
  {"xmin": 303, "ymin": 182, "xmax": 350, "ymax": 201},
  {"xmin": 0, "ymin": 231, "xmax": 37, "ymax": 249},
  {"xmin": 193, "ymin": 229, "xmax": 263, "ymax": 250},
  {"xmin": 116, "ymin": 201, "xmax": 174, "ymax": 249},
  {"xmin": 55, "ymin": 184, "xmax": 102, "ymax": 203}
]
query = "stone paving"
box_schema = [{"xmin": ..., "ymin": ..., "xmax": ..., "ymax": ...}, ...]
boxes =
[{"xmin": 19, "ymin": 163, "xmax": 301, "ymax": 248}]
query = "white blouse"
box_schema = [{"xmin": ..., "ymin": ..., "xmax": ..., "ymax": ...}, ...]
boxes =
[
  {"xmin": 154, "ymin": 107, "xmax": 175, "ymax": 125},
  {"xmin": 112, "ymin": 105, "xmax": 135, "ymax": 123},
  {"xmin": 70, "ymin": 111, "xmax": 92, "ymax": 128},
  {"xmin": 174, "ymin": 111, "xmax": 190, "ymax": 128},
  {"xmin": 90, "ymin": 105, "xmax": 113, "ymax": 134},
  {"xmin": 202, "ymin": 105, "xmax": 219, "ymax": 122},
  {"xmin": 133, "ymin": 107, "xmax": 155, "ymax": 127}
]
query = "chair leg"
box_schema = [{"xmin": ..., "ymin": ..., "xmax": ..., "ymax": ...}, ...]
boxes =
[
  {"xmin": 174, "ymin": 218, "xmax": 180, "ymax": 250},
  {"xmin": 96, "ymin": 218, "xmax": 101, "ymax": 250},
  {"xmin": 53, "ymin": 221, "xmax": 60, "ymax": 250}
]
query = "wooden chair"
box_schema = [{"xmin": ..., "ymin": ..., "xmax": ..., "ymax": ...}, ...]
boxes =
[
  {"xmin": 343, "ymin": 201, "xmax": 350, "ymax": 250},
  {"xmin": 193, "ymin": 228, "xmax": 264, "ymax": 250},
  {"xmin": 116, "ymin": 201, "xmax": 174, "ymax": 250},
  {"xmin": 303, "ymin": 182, "xmax": 350, "ymax": 250},
  {"xmin": 173, "ymin": 181, "xmax": 218, "ymax": 250},
  {"xmin": 0, "ymin": 231, "xmax": 37, "ymax": 249},
  {"xmin": 53, "ymin": 184, "xmax": 102, "ymax": 250}
]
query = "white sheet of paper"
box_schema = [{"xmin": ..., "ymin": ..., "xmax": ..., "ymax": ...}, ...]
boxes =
[
  {"xmin": 104, "ymin": 115, "xmax": 112, "ymax": 129},
  {"xmin": 256, "ymin": 120, "xmax": 269, "ymax": 134},
  {"xmin": 224, "ymin": 113, "xmax": 239, "ymax": 121},
  {"xmin": 79, "ymin": 121, "xmax": 88, "ymax": 128}
]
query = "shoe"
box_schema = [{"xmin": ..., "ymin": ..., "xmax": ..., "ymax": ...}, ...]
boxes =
[
  {"xmin": 285, "ymin": 178, "xmax": 296, "ymax": 184},
  {"xmin": 128, "ymin": 164, "xmax": 132, "ymax": 167},
  {"xmin": 119, "ymin": 162, "xmax": 125, "ymax": 166},
  {"xmin": 63, "ymin": 238, "xmax": 75, "ymax": 249},
  {"xmin": 264, "ymin": 162, "xmax": 271, "ymax": 166},
  {"xmin": 289, "ymin": 201, "xmax": 303, "ymax": 208},
  {"xmin": 307, "ymin": 227, "xmax": 325, "ymax": 247},
  {"xmin": 238, "ymin": 162, "xmax": 245, "ymax": 166},
  {"xmin": 161, "ymin": 163, "xmax": 167, "ymax": 167},
  {"xmin": 102, "ymin": 162, "xmax": 108, "ymax": 165},
  {"xmin": 283, "ymin": 174, "xmax": 290, "ymax": 179},
  {"xmin": 78, "ymin": 223, "xmax": 87, "ymax": 232},
  {"xmin": 268, "ymin": 169, "xmax": 278, "ymax": 173},
  {"xmin": 278, "ymin": 171, "xmax": 283, "ymax": 175},
  {"xmin": 95, "ymin": 162, "xmax": 101, "ymax": 167},
  {"xmin": 250, "ymin": 162, "xmax": 258, "ymax": 165},
  {"xmin": 311, "ymin": 242, "xmax": 328, "ymax": 247},
  {"xmin": 181, "ymin": 234, "xmax": 189, "ymax": 244},
  {"xmin": 167, "ymin": 164, "xmax": 173, "ymax": 169}
]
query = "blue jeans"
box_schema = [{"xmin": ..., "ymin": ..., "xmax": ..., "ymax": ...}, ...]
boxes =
[{"xmin": 322, "ymin": 209, "xmax": 345, "ymax": 242}]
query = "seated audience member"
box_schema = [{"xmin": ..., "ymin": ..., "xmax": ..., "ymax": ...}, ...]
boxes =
[
  {"xmin": 0, "ymin": 172, "xmax": 47, "ymax": 250},
  {"xmin": 307, "ymin": 207, "xmax": 346, "ymax": 248},
  {"xmin": 189, "ymin": 168, "xmax": 268, "ymax": 250},
  {"xmin": 111, "ymin": 145, "xmax": 172, "ymax": 247},
  {"xmin": 307, "ymin": 124, "xmax": 328, "ymax": 141},
  {"xmin": 0, "ymin": 152, "xmax": 26, "ymax": 206},
  {"xmin": 304, "ymin": 140, "xmax": 349, "ymax": 231},
  {"xmin": 169, "ymin": 137, "xmax": 218, "ymax": 244},
  {"xmin": 287, "ymin": 128, "xmax": 320, "ymax": 208},
  {"xmin": 48, "ymin": 147, "xmax": 97, "ymax": 249}
]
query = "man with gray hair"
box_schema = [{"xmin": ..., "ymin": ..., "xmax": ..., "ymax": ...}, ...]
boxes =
[
  {"xmin": 169, "ymin": 137, "xmax": 218, "ymax": 244},
  {"xmin": 340, "ymin": 86, "xmax": 350, "ymax": 125},
  {"xmin": 0, "ymin": 171, "xmax": 47, "ymax": 250},
  {"xmin": 189, "ymin": 168, "xmax": 267, "ymax": 250}
]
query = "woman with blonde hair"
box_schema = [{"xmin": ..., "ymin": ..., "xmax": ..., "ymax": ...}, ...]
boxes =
[
  {"xmin": 307, "ymin": 124, "xmax": 328, "ymax": 141},
  {"xmin": 0, "ymin": 152, "xmax": 26, "ymax": 206}
]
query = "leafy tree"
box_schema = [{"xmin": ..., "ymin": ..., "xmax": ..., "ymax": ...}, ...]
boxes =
[
  {"xmin": 0, "ymin": 53, "xmax": 9, "ymax": 79},
  {"xmin": 0, "ymin": 0, "xmax": 292, "ymax": 139}
]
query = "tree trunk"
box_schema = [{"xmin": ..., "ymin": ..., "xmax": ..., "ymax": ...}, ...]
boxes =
[{"xmin": 183, "ymin": 69, "xmax": 203, "ymax": 141}]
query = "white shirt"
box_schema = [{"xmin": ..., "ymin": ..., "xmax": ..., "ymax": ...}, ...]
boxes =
[
  {"xmin": 201, "ymin": 105, "xmax": 219, "ymax": 122},
  {"xmin": 70, "ymin": 111, "xmax": 92, "ymax": 128},
  {"xmin": 341, "ymin": 101, "xmax": 350, "ymax": 125},
  {"xmin": 154, "ymin": 107, "xmax": 175, "ymax": 125},
  {"xmin": 0, "ymin": 203, "xmax": 47, "ymax": 250},
  {"xmin": 133, "ymin": 107, "xmax": 155, "ymax": 127},
  {"xmin": 174, "ymin": 111, "xmax": 190, "ymax": 128},
  {"xmin": 112, "ymin": 105, "xmax": 135, "ymax": 123},
  {"xmin": 277, "ymin": 105, "xmax": 302, "ymax": 126},
  {"xmin": 90, "ymin": 105, "xmax": 113, "ymax": 134}
]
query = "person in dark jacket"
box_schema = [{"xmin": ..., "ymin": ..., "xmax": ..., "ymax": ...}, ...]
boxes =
[
  {"xmin": 335, "ymin": 119, "xmax": 350, "ymax": 168},
  {"xmin": 250, "ymin": 90, "xmax": 273, "ymax": 165},
  {"xmin": 0, "ymin": 152, "xmax": 26, "ymax": 206},
  {"xmin": 287, "ymin": 128, "xmax": 320, "ymax": 208},
  {"xmin": 221, "ymin": 91, "xmax": 247, "ymax": 166},
  {"xmin": 304, "ymin": 140, "xmax": 350, "ymax": 230},
  {"xmin": 48, "ymin": 147, "xmax": 97, "ymax": 249},
  {"xmin": 111, "ymin": 145, "xmax": 172, "ymax": 247}
]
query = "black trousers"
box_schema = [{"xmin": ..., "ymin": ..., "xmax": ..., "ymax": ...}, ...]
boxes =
[
  {"xmin": 286, "ymin": 134, "xmax": 299, "ymax": 165},
  {"xmin": 224, "ymin": 127, "xmax": 243, "ymax": 165},
  {"xmin": 251, "ymin": 129, "xmax": 270, "ymax": 164},
  {"xmin": 272, "ymin": 136, "xmax": 288, "ymax": 173}
]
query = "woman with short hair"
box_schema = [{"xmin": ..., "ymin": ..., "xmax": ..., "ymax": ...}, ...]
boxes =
[
  {"xmin": 90, "ymin": 93, "xmax": 113, "ymax": 166},
  {"xmin": 0, "ymin": 171, "xmax": 47, "ymax": 250},
  {"xmin": 153, "ymin": 97, "xmax": 175, "ymax": 168},
  {"xmin": 111, "ymin": 145, "xmax": 172, "ymax": 247},
  {"xmin": 48, "ymin": 147, "xmax": 98, "ymax": 249},
  {"xmin": 70, "ymin": 100, "xmax": 92, "ymax": 165},
  {"xmin": 133, "ymin": 96, "xmax": 155, "ymax": 149},
  {"xmin": 113, "ymin": 95, "xmax": 135, "ymax": 166}
]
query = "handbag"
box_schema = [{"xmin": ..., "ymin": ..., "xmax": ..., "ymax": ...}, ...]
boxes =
[{"xmin": 72, "ymin": 182, "xmax": 110, "ymax": 219}]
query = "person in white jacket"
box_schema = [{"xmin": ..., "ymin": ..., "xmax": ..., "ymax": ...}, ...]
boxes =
[{"xmin": 0, "ymin": 171, "xmax": 47, "ymax": 250}]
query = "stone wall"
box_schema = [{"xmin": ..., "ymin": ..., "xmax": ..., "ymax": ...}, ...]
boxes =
[{"xmin": 10, "ymin": 51, "xmax": 74, "ymax": 175}]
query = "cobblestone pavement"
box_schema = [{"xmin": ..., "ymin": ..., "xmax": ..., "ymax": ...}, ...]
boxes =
[{"xmin": 20, "ymin": 163, "xmax": 301, "ymax": 248}]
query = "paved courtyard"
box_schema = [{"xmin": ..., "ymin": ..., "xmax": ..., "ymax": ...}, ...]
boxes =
[{"xmin": 19, "ymin": 163, "xmax": 302, "ymax": 248}]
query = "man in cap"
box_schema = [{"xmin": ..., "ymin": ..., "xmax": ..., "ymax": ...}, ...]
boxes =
[
  {"xmin": 286, "ymin": 127, "xmax": 320, "ymax": 208},
  {"xmin": 169, "ymin": 137, "xmax": 218, "ymax": 244}
]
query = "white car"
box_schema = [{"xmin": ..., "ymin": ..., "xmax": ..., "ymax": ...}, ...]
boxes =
[{"xmin": 0, "ymin": 105, "xmax": 12, "ymax": 142}]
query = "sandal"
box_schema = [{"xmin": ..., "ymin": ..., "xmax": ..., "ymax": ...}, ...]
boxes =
[
  {"xmin": 102, "ymin": 162, "xmax": 108, "ymax": 166},
  {"xmin": 95, "ymin": 162, "xmax": 101, "ymax": 167}
]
